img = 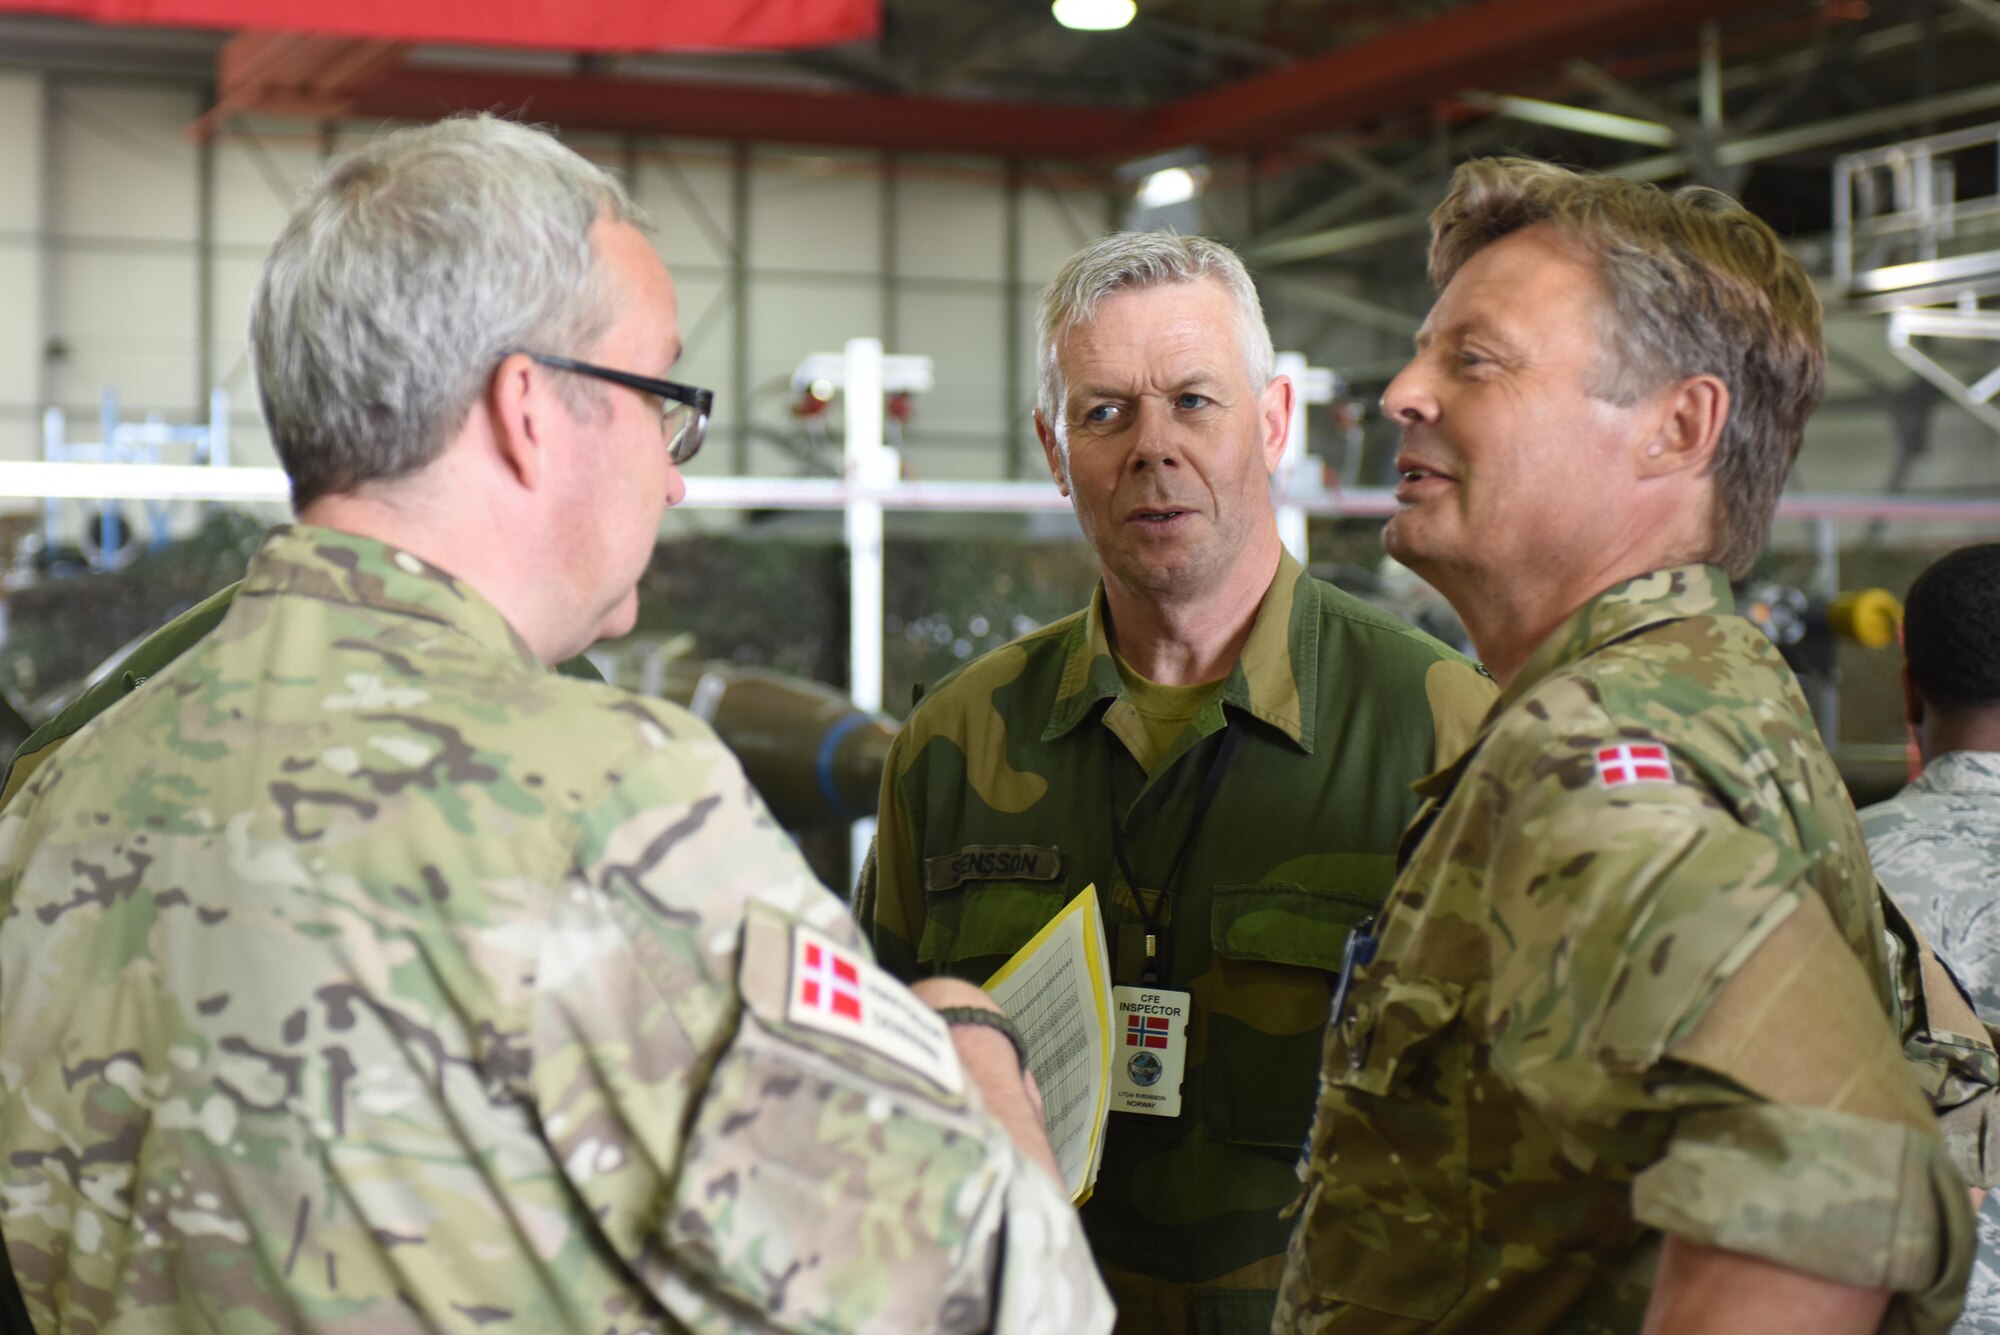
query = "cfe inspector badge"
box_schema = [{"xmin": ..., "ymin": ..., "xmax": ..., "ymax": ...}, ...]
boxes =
[{"xmin": 1110, "ymin": 985, "xmax": 1189, "ymax": 1117}]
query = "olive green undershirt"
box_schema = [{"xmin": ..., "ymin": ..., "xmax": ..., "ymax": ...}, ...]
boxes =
[{"xmin": 1110, "ymin": 651, "xmax": 1227, "ymax": 776}]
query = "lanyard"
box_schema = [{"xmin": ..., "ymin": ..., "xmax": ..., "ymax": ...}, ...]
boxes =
[{"xmin": 1104, "ymin": 722, "xmax": 1242, "ymax": 984}]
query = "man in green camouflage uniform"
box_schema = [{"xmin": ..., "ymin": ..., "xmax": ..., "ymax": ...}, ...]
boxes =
[
  {"xmin": 1862, "ymin": 542, "xmax": 2000, "ymax": 1333},
  {"xmin": 854, "ymin": 232, "xmax": 1495, "ymax": 1335},
  {"xmin": 1278, "ymin": 158, "xmax": 1985, "ymax": 1334},
  {"xmin": 0, "ymin": 116, "xmax": 1109, "ymax": 1333}
]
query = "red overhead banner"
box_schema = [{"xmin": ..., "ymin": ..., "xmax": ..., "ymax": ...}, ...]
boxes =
[{"xmin": 0, "ymin": 0, "xmax": 876, "ymax": 50}]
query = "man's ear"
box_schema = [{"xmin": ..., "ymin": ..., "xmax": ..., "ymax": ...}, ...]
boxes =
[
  {"xmin": 1638, "ymin": 373, "xmax": 1728, "ymax": 480},
  {"xmin": 1260, "ymin": 374, "xmax": 1295, "ymax": 476},
  {"xmin": 488, "ymin": 353, "xmax": 553, "ymax": 491},
  {"xmin": 1903, "ymin": 662, "xmax": 1925, "ymax": 731},
  {"xmin": 1035, "ymin": 409, "xmax": 1070, "ymax": 497}
]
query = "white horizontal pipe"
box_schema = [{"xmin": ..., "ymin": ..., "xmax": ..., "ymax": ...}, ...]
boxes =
[
  {"xmin": 0, "ymin": 462, "xmax": 293, "ymax": 503},
  {"xmin": 4, "ymin": 462, "xmax": 2000, "ymax": 524}
]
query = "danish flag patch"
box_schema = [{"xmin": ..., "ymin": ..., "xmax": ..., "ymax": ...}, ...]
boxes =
[
  {"xmin": 797, "ymin": 940, "xmax": 863, "ymax": 1022},
  {"xmin": 1595, "ymin": 743, "xmax": 1675, "ymax": 788},
  {"xmin": 783, "ymin": 923, "xmax": 964, "ymax": 1097},
  {"xmin": 1126, "ymin": 1014, "xmax": 1171, "ymax": 1049}
]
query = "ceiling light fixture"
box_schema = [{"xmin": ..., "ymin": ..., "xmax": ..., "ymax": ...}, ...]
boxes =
[
  {"xmin": 1136, "ymin": 165, "xmax": 1202, "ymax": 208},
  {"xmin": 1052, "ymin": 0, "xmax": 1136, "ymax": 32}
]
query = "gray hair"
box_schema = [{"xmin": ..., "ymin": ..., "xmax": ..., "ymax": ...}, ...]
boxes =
[
  {"xmin": 250, "ymin": 115, "xmax": 645, "ymax": 508},
  {"xmin": 1035, "ymin": 231, "xmax": 1275, "ymax": 463}
]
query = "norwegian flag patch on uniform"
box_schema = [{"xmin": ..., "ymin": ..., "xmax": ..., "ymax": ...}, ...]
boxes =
[{"xmin": 1595, "ymin": 743, "xmax": 1675, "ymax": 788}]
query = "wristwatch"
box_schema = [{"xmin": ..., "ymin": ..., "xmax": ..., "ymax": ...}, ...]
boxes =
[{"xmin": 934, "ymin": 1005, "xmax": 1030, "ymax": 1074}]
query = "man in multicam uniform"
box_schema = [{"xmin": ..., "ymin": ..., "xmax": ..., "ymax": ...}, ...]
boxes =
[
  {"xmin": 0, "ymin": 115, "xmax": 1110, "ymax": 1334},
  {"xmin": 853, "ymin": 231, "xmax": 1496, "ymax": 1335},
  {"xmin": 1863, "ymin": 542, "xmax": 2000, "ymax": 1334},
  {"xmin": 1277, "ymin": 156, "xmax": 1986, "ymax": 1334}
]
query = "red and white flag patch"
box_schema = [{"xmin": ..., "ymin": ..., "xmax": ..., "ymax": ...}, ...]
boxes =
[
  {"xmin": 785, "ymin": 924, "xmax": 964, "ymax": 1096},
  {"xmin": 797, "ymin": 940, "xmax": 863, "ymax": 1021},
  {"xmin": 1595, "ymin": 743, "xmax": 1675, "ymax": 788}
]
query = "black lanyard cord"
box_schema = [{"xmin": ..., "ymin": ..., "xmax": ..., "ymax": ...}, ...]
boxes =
[{"xmin": 1104, "ymin": 722, "xmax": 1242, "ymax": 966}]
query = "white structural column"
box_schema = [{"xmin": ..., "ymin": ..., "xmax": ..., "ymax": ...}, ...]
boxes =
[
  {"xmin": 842, "ymin": 336, "xmax": 898, "ymax": 879},
  {"xmin": 844, "ymin": 336, "xmax": 891, "ymax": 718}
]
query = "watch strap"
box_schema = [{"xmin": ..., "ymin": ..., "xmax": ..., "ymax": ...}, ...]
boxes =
[{"xmin": 933, "ymin": 1004, "xmax": 1030, "ymax": 1073}]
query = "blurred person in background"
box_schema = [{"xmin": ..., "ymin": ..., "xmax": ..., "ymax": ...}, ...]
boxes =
[{"xmin": 1863, "ymin": 540, "xmax": 2000, "ymax": 1334}]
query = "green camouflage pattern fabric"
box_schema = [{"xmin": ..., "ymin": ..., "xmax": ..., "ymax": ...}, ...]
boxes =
[
  {"xmin": 1277, "ymin": 564, "xmax": 1978, "ymax": 1335},
  {"xmin": 854, "ymin": 548, "xmax": 1495, "ymax": 1335},
  {"xmin": 0, "ymin": 524, "xmax": 1111, "ymax": 1334},
  {"xmin": 1865, "ymin": 751, "xmax": 2000, "ymax": 1333},
  {"xmin": 0, "ymin": 582, "xmax": 602, "ymax": 810}
]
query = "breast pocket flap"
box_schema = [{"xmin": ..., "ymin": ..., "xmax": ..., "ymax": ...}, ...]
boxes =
[{"xmin": 1325, "ymin": 973, "xmax": 1464, "ymax": 1098}]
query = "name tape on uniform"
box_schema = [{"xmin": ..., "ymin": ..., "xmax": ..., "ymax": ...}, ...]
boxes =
[
  {"xmin": 786, "ymin": 925, "xmax": 965, "ymax": 1097},
  {"xmin": 1110, "ymin": 985, "xmax": 1189, "ymax": 1118},
  {"xmin": 925, "ymin": 844, "xmax": 1063, "ymax": 891}
]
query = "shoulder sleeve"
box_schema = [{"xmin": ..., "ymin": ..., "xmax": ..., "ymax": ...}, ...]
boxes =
[
  {"xmin": 1483, "ymin": 730, "xmax": 1809, "ymax": 1105},
  {"xmin": 1481, "ymin": 726, "xmax": 1971, "ymax": 1313},
  {"xmin": 854, "ymin": 722, "xmax": 927, "ymax": 981},
  {"xmin": 533, "ymin": 711, "xmax": 1107, "ymax": 1334}
]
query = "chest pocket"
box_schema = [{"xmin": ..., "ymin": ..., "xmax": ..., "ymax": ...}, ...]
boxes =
[
  {"xmin": 914, "ymin": 845, "xmax": 1067, "ymax": 979},
  {"xmin": 1204, "ymin": 885, "xmax": 1373, "ymax": 1149},
  {"xmin": 1291, "ymin": 972, "xmax": 1470, "ymax": 1321}
]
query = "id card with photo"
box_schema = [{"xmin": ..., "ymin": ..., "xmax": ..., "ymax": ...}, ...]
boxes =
[{"xmin": 1109, "ymin": 985, "xmax": 1189, "ymax": 1118}]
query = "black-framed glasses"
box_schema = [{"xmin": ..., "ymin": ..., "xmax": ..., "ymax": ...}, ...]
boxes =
[{"xmin": 527, "ymin": 353, "xmax": 713, "ymax": 466}]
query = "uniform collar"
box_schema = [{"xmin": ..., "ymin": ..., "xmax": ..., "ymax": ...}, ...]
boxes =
[
  {"xmin": 1495, "ymin": 563, "xmax": 1732, "ymax": 716},
  {"xmin": 1414, "ymin": 563, "xmax": 1730, "ymax": 799},
  {"xmin": 239, "ymin": 524, "xmax": 542, "ymax": 671},
  {"xmin": 1913, "ymin": 750, "xmax": 2000, "ymax": 796},
  {"xmin": 1042, "ymin": 547, "xmax": 1318, "ymax": 753}
]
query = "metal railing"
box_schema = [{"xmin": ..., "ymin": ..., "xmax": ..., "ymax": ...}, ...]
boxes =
[
  {"xmin": 1836, "ymin": 120, "xmax": 2000, "ymax": 436},
  {"xmin": 1834, "ymin": 119, "xmax": 2000, "ymax": 305}
]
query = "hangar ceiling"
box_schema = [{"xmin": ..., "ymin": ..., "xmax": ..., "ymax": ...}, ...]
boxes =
[{"xmin": 6, "ymin": 0, "xmax": 2000, "ymax": 242}]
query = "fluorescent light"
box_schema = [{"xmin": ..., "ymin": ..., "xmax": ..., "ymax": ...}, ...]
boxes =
[
  {"xmin": 1137, "ymin": 165, "xmax": 1201, "ymax": 208},
  {"xmin": 1052, "ymin": 0, "xmax": 1136, "ymax": 32}
]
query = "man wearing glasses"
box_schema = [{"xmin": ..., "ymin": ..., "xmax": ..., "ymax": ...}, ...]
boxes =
[{"xmin": 0, "ymin": 116, "xmax": 1108, "ymax": 1333}]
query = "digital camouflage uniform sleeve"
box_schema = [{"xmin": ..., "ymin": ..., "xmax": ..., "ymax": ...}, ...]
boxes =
[
  {"xmin": 544, "ymin": 708, "xmax": 1110, "ymax": 1334},
  {"xmin": 1881, "ymin": 890, "xmax": 2000, "ymax": 1192},
  {"xmin": 1478, "ymin": 721, "xmax": 1974, "ymax": 1329}
]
